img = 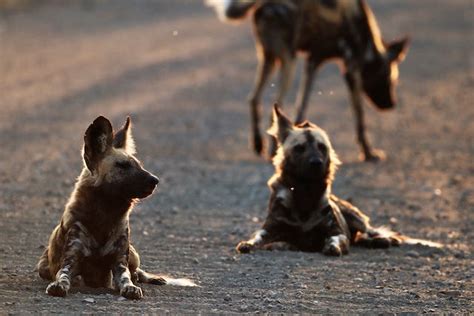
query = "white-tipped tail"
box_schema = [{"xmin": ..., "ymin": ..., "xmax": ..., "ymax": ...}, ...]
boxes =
[
  {"xmin": 206, "ymin": 0, "xmax": 233, "ymax": 21},
  {"xmin": 372, "ymin": 226, "xmax": 443, "ymax": 248},
  {"xmin": 402, "ymin": 238, "xmax": 443, "ymax": 248},
  {"xmin": 163, "ymin": 277, "xmax": 198, "ymax": 287},
  {"xmin": 373, "ymin": 225, "xmax": 399, "ymax": 239}
]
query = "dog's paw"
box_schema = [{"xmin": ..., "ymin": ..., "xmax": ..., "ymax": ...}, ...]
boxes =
[
  {"xmin": 46, "ymin": 281, "xmax": 68, "ymax": 297},
  {"xmin": 323, "ymin": 244, "xmax": 343, "ymax": 256},
  {"xmin": 147, "ymin": 276, "xmax": 167, "ymax": 285},
  {"xmin": 361, "ymin": 149, "xmax": 386, "ymax": 162},
  {"xmin": 236, "ymin": 241, "xmax": 253, "ymax": 254},
  {"xmin": 121, "ymin": 284, "xmax": 143, "ymax": 300}
]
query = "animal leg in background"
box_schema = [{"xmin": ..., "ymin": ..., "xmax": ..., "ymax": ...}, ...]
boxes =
[
  {"xmin": 294, "ymin": 59, "xmax": 319, "ymax": 124},
  {"xmin": 248, "ymin": 52, "xmax": 275, "ymax": 155},
  {"xmin": 345, "ymin": 71, "xmax": 385, "ymax": 161},
  {"xmin": 268, "ymin": 51, "xmax": 296, "ymax": 157}
]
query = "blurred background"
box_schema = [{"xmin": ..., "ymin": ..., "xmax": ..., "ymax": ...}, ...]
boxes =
[{"xmin": 0, "ymin": 0, "xmax": 472, "ymax": 313}]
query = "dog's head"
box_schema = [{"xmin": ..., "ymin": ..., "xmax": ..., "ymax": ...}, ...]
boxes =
[
  {"xmin": 268, "ymin": 105, "xmax": 340, "ymax": 185},
  {"xmin": 83, "ymin": 116, "xmax": 159, "ymax": 199},
  {"xmin": 357, "ymin": 0, "xmax": 410, "ymax": 110},
  {"xmin": 359, "ymin": 37, "xmax": 409, "ymax": 110}
]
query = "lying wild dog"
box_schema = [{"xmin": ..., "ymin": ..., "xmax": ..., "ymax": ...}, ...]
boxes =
[
  {"xmin": 37, "ymin": 116, "xmax": 195, "ymax": 299},
  {"xmin": 208, "ymin": 0, "xmax": 409, "ymax": 160},
  {"xmin": 236, "ymin": 105, "xmax": 441, "ymax": 255}
]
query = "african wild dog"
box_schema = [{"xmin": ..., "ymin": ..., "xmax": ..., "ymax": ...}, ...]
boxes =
[
  {"xmin": 208, "ymin": 0, "xmax": 409, "ymax": 160},
  {"xmin": 37, "ymin": 116, "xmax": 195, "ymax": 299},
  {"xmin": 236, "ymin": 105, "xmax": 441, "ymax": 255}
]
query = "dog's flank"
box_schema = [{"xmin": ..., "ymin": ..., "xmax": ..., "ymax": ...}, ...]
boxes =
[
  {"xmin": 208, "ymin": 0, "xmax": 409, "ymax": 160},
  {"xmin": 37, "ymin": 116, "xmax": 194, "ymax": 299},
  {"xmin": 236, "ymin": 105, "xmax": 441, "ymax": 255}
]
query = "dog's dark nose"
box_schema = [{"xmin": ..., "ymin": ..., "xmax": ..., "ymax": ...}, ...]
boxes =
[
  {"xmin": 309, "ymin": 157, "xmax": 323, "ymax": 167},
  {"xmin": 148, "ymin": 175, "xmax": 159, "ymax": 187}
]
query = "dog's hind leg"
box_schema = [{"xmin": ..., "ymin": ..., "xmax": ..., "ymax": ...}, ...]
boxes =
[
  {"xmin": 131, "ymin": 244, "xmax": 195, "ymax": 287},
  {"xmin": 249, "ymin": 50, "xmax": 276, "ymax": 155},
  {"xmin": 129, "ymin": 244, "xmax": 166, "ymax": 285},
  {"xmin": 294, "ymin": 59, "xmax": 319, "ymax": 124},
  {"xmin": 332, "ymin": 195, "xmax": 370, "ymax": 236},
  {"xmin": 332, "ymin": 195, "xmax": 401, "ymax": 248},
  {"xmin": 37, "ymin": 247, "xmax": 52, "ymax": 281}
]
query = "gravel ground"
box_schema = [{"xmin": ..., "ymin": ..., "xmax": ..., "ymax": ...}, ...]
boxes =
[{"xmin": 0, "ymin": 0, "xmax": 472, "ymax": 313}]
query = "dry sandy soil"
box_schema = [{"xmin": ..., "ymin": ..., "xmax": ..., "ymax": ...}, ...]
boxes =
[{"xmin": 0, "ymin": 0, "xmax": 472, "ymax": 313}]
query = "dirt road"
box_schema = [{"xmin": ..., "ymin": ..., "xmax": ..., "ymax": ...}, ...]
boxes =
[{"xmin": 0, "ymin": 1, "xmax": 472, "ymax": 313}]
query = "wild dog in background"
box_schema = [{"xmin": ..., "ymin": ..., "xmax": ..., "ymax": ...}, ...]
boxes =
[
  {"xmin": 37, "ymin": 116, "xmax": 195, "ymax": 299},
  {"xmin": 236, "ymin": 105, "xmax": 440, "ymax": 255},
  {"xmin": 208, "ymin": 0, "xmax": 409, "ymax": 160}
]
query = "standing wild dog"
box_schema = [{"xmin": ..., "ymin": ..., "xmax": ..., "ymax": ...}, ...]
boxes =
[
  {"xmin": 208, "ymin": 0, "xmax": 409, "ymax": 160},
  {"xmin": 236, "ymin": 105, "xmax": 441, "ymax": 255},
  {"xmin": 37, "ymin": 116, "xmax": 195, "ymax": 299}
]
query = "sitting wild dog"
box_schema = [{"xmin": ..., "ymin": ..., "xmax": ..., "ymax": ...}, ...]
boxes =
[
  {"xmin": 207, "ymin": 0, "xmax": 409, "ymax": 160},
  {"xmin": 37, "ymin": 116, "xmax": 195, "ymax": 299},
  {"xmin": 236, "ymin": 105, "xmax": 441, "ymax": 255}
]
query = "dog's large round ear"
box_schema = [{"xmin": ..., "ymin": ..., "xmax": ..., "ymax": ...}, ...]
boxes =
[
  {"xmin": 83, "ymin": 116, "xmax": 113, "ymax": 172},
  {"xmin": 267, "ymin": 103, "xmax": 293, "ymax": 143},
  {"xmin": 113, "ymin": 116, "xmax": 136, "ymax": 154}
]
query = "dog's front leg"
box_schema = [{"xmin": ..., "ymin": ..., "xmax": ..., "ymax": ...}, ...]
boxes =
[
  {"xmin": 236, "ymin": 228, "xmax": 273, "ymax": 253},
  {"xmin": 46, "ymin": 226, "xmax": 83, "ymax": 297},
  {"xmin": 322, "ymin": 234, "xmax": 350, "ymax": 256},
  {"xmin": 237, "ymin": 186, "xmax": 294, "ymax": 253},
  {"xmin": 321, "ymin": 204, "xmax": 351, "ymax": 257},
  {"xmin": 345, "ymin": 70, "xmax": 385, "ymax": 162},
  {"xmin": 113, "ymin": 259, "xmax": 143, "ymax": 300},
  {"xmin": 112, "ymin": 234, "xmax": 143, "ymax": 300}
]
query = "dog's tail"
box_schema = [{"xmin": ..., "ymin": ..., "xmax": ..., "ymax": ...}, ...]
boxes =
[
  {"xmin": 356, "ymin": 226, "xmax": 443, "ymax": 248},
  {"xmin": 206, "ymin": 0, "xmax": 256, "ymax": 22},
  {"xmin": 136, "ymin": 268, "xmax": 197, "ymax": 287}
]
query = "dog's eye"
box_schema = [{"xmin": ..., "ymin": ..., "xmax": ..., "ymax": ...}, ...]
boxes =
[
  {"xmin": 317, "ymin": 143, "xmax": 327, "ymax": 153},
  {"xmin": 115, "ymin": 161, "xmax": 132, "ymax": 169},
  {"xmin": 293, "ymin": 144, "xmax": 306, "ymax": 153}
]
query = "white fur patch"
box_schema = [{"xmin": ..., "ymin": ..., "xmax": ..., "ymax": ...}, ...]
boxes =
[
  {"xmin": 390, "ymin": 62, "xmax": 399, "ymax": 82},
  {"xmin": 249, "ymin": 229, "xmax": 266, "ymax": 245},
  {"xmin": 364, "ymin": 3, "xmax": 385, "ymax": 54},
  {"xmin": 275, "ymin": 187, "xmax": 292, "ymax": 208},
  {"xmin": 206, "ymin": 0, "xmax": 232, "ymax": 21},
  {"xmin": 125, "ymin": 129, "xmax": 136, "ymax": 155},
  {"xmin": 403, "ymin": 238, "xmax": 443, "ymax": 248},
  {"xmin": 163, "ymin": 277, "xmax": 197, "ymax": 287},
  {"xmin": 329, "ymin": 234, "xmax": 348, "ymax": 247}
]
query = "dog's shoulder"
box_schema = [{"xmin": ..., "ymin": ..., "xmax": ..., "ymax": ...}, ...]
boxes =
[{"xmin": 268, "ymin": 174, "xmax": 293, "ymax": 209}]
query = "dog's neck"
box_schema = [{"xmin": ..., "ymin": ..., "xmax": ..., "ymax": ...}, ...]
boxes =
[{"xmin": 63, "ymin": 169, "xmax": 134, "ymax": 230}]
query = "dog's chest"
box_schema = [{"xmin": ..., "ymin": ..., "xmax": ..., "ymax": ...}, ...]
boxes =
[
  {"xmin": 75, "ymin": 222, "xmax": 127, "ymax": 258},
  {"xmin": 274, "ymin": 186, "xmax": 329, "ymax": 232}
]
